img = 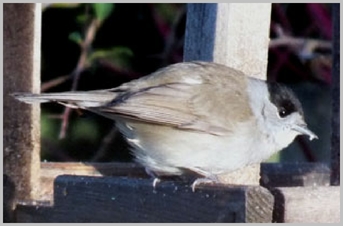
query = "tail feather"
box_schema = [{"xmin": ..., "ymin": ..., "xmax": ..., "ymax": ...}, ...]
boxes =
[{"xmin": 12, "ymin": 91, "xmax": 117, "ymax": 108}]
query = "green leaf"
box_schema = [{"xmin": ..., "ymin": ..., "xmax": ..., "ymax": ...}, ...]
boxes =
[
  {"xmin": 92, "ymin": 3, "xmax": 114, "ymax": 22},
  {"xmin": 76, "ymin": 14, "xmax": 90, "ymax": 25},
  {"xmin": 90, "ymin": 47, "xmax": 133, "ymax": 60},
  {"xmin": 68, "ymin": 32, "xmax": 83, "ymax": 45},
  {"xmin": 88, "ymin": 47, "xmax": 133, "ymax": 68}
]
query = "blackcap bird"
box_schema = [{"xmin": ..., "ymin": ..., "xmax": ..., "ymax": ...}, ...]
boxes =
[{"xmin": 13, "ymin": 61, "xmax": 318, "ymax": 190}]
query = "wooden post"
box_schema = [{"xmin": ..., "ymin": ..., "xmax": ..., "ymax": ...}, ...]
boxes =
[
  {"xmin": 3, "ymin": 3, "xmax": 42, "ymax": 201},
  {"xmin": 330, "ymin": 3, "xmax": 340, "ymax": 186},
  {"xmin": 184, "ymin": 3, "xmax": 271, "ymax": 185},
  {"xmin": 184, "ymin": 3, "xmax": 271, "ymax": 79}
]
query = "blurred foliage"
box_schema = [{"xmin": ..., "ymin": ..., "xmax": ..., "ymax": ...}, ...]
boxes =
[
  {"xmin": 93, "ymin": 3, "xmax": 114, "ymax": 23},
  {"xmin": 88, "ymin": 47, "xmax": 134, "ymax": 69},
  {"xmin": 40, "ymin": 3, "xmax": 333, "ymax": 164},
  {"xmin": 41, "ymin": 3, "xmax": 185, "ymax": 162},
  {"xmin": 266, "ymin": 3, "xmax": 333, "ymax": 164}
]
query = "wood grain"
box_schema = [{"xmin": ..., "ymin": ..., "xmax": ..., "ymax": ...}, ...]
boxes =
[
  {"xmin": 3, "ymin": 3, "xmax": 42, "ymax": 201},
  {"xmin": 184, "ymin": 3, "xmax": 271, "ymax": 79},
  {"xmin": 270, "ymin": 186, "xmax": 340, "ymax": 223},
  {"xmin": 17, "ymin": 175, "xmax": 274, "ymax": 223}
]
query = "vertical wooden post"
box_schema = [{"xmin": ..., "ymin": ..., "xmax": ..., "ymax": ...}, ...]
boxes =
[
  {"xmin": 330, "ymin": 4, "xmax": 340, "ymax": 186},
  {"xmin": 3, "ymin": 3, "xmax": 42, "ymax": 201},
  {"xmin": 183, "ymin": 3, "xmax": 271, "ymax": 184},
  {"xmin": 184, "ymin": 3, "xmax": 271, "ymax": 79}
]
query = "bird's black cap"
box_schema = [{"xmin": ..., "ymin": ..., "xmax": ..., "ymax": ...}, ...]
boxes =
[{"xmin": 267, "ymin": 82, "xmax": 304, "ymax": 118}]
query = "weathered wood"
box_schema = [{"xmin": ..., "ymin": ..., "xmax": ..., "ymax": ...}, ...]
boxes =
[
  {"xmin": 39, "ymin": 162, "xmax": 260, "ymax": 201},
  {"xmin": 38, "ymin": 162, "xmax": 332, "ymax": 201},
  {"xmin": 16, "ymin": 162, "xmax": 337, "ymax": 223},
  {"xmin": 330, "ymin": 3, "xmax": 340, "ymax": 186},
  {"xmin": 16, "ymin": 175, "xmax": 274, "ymax": 223},
  {"xmin": 41, "ymin": 162, "xmax": 147, "ymax": 178},
  {"xmin": 260, "ymin": 162, "xmax": 339, "ymax": 223},
  {"xmin": 184, "ymin": 3, "xmax": 271, "ymax": 79},
  {"xmin": 260, "ymin": 162, "xmax": 331, "ymax": 187},
  {"xmin": 218, "ymin": 163, "xmax": 260, "ymax": 185},
  {"xmin": 270, "ymin": 186, "xmax": 340, "ymax": 223},
  {"xmin": 39, "ymin": 162, "xmax": 147, "ymax": 200},
  {"xmin": 3, "ymin": 3, "xmax": 42, "ymax": 201}
]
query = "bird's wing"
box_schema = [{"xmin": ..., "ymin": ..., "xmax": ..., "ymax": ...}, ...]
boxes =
[{"xmin": 95, "ymin": 78, "xmax": 252, "ymax": 136}]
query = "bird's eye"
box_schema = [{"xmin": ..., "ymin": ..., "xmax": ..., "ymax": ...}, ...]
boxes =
[{"xmin": 279, "ymin": 107, "xmax": 288, "ymax": 118}]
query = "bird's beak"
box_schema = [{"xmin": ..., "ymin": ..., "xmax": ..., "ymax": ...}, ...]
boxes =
[{"xmin": 292, "ymin": 124, "xmax": 318, "ymax": 141}]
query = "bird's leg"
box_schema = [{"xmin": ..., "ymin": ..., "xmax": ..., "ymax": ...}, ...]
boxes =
[
  {"xmin": 145, "ymin": 168, "xmax": 161, "ymax": 189},
  {"xmin": 188, "ymin": 167, "xmax": 219, "ymax": 192},
  {"xmin": 152, "ymin": 178, "xmax": 161, "ymax": 188}
]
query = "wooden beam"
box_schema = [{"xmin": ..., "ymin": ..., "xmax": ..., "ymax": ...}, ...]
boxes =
[
  {"xmin": 38, "ymin": 162, "xmax": 332, "ymax": 201},
  {"xmin": 3, "ymin": 3, "xmax": 42, "ymax": 201},
  {"xmin": 16, "ymin": 175, "xmax": 274, "ymax": 223},
  {"xmin": 17, "ymin": 162, "xmax": 336, "ymax": 222},
  {"xmin": 270, "ymin": 186, "xmax": 340, "ymax": 223},
  {"xmin": 39, "ymin": 162, "xmax": 147, "ymax": 200}
]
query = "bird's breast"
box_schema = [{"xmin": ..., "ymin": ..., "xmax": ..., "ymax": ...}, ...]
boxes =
[{"xmin": 116, "ymin": 119, "xmax": 278, "ymax": 175}]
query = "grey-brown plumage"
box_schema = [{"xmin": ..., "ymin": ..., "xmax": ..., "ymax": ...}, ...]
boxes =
[{"xmin": 12, "ymin": 61, "xmax": 317, "ymax": 189}]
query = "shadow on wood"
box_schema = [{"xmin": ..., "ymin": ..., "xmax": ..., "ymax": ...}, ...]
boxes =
[
  {"xmin": 260, "ymin": 162, "xmax": 331, "ymax": 187},
  {"xmin": 16, "ymin": 175, "xmax": 274, "ymax": 223}
]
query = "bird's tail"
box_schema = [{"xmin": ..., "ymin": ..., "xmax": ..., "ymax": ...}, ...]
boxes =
[{"xmin": 12, "ymin": 91, "xmax": 117, "ymax": 109}]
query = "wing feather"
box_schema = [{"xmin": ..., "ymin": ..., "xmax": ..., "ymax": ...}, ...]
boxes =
[{"xmin": 94, "ymin": 76, "xmax": 252, "ymax": 135}]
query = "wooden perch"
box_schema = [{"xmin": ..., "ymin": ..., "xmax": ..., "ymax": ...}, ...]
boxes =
[{"xmin": 16, "ymin": 175, "xmax": 274, "ymax": 223}]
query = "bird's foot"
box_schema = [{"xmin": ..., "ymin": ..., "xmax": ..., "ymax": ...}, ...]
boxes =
[
  {"xmin": 152, "ymin": 177, "xmax": 161, "ymax": 188},
  {"xmin": 145, "ymin": 168, "xmax": 161, "ymax": 189},
  {"xmin": 191, "ymin": 176, "xmax": 219, "ymax": 192}
]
